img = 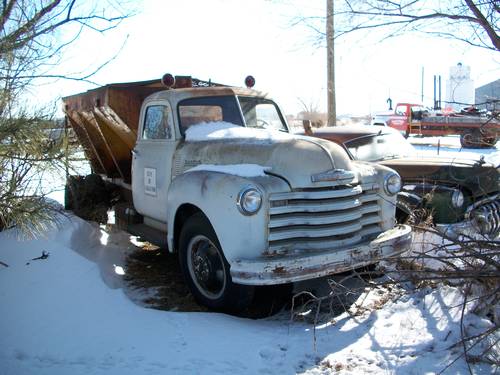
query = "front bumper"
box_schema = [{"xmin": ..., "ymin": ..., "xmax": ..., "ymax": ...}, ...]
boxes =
[
  {"xmin": 436, "ymin": 220, "xmax": 500, "ymax": 240},
  {"xmin": 436, "ymin": 194, "xmax": 500, "ymax": 239},
  {"xmin": 230, "ymin": 224, "xmax": 412, "ymax": 285}
]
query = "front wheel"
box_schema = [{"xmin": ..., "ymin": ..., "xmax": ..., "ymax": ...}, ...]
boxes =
[
  {"xmin": 179, "ymin": 213, "xmax": 254, "ymax": 312},
  {"xmin": 479, "ymin": 135, "xmax": 498, "ymax": 148}
]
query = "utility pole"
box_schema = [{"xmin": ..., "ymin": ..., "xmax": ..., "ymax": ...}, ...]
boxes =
[
  {"xmin": 327, "ymin": 0, "xmax": 336, "ymax": 126},
  {"xmin": 421, "ymin": 67, "xmax": 424, "ymax": 103}
]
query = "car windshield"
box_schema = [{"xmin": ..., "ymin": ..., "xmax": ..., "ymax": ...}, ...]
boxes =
[
  {"xmin": 238, "ymin": 96, "xmax": 288, "ymax": 132},
  {"xmin": 344, "ymin": 132, "xmax": 416, "ymax": 161}
]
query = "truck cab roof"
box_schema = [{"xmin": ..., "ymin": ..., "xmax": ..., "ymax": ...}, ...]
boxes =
[{"xmin": 145, "ymin": 86, "xmax": 266, "ymax": 105}]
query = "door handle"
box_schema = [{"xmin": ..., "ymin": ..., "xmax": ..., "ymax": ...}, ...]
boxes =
[{"xmin": 132, "ymin": 149, "xmax": 139, "ymax": 156}]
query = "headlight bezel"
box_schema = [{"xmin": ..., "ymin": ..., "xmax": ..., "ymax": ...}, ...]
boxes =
[
  {"xmin": 237, "ymin": 187, "xmax": 263, "ymax": 215},
  {"xmin": 451, "ymin": 189, "xmax": 464, "ymax": 208},
  {"xmin": 384, "ymin": 172, "xmax": 402, "ymax": 196}
]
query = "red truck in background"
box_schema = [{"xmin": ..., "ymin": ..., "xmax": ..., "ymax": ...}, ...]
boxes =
[{"xmin": 371, "ymin": 103, "xmax": 500, "ymax": 148}]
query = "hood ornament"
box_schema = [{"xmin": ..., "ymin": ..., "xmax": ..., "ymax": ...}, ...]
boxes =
[{"xmin": 311, "ymin": 169, "xmax": 355, "ymax": 183}]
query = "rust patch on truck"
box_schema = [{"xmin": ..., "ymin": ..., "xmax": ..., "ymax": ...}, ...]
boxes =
[
  {"xmin": 272, "ymin": 266, "xmax": 287, "ymax": 274},
  {"xmin": 269, "ymin": 262, "xmax": 342, "ymax": 279},
  {"xmin": 261, "ymin": 261, "xmax": 353, "ymax": 281}
]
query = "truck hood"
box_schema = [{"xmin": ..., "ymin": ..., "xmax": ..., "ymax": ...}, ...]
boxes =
[
  {"xmin": 381, "ymin": 156, "xmax": 499, "ymax": 197},
  {"xmin": 174, "ymin": 133, "xmax": 354, "ymax": 188}
]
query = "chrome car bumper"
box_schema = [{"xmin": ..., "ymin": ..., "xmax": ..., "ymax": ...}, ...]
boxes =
[
  {"xmin": 230, "ymin": 225, "xmax": 412, "ymax": 285},
  {"xmin": 437, "ymin": 194, "xmax": 500, "ymax": 239},
  {"xmin": 436, "ymin": 220, "xmax": 500, "ymax": 240}
]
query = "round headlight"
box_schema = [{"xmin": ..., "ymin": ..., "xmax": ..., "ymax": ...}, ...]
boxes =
[
  {"xmin": 237, "ymin": 187, "xmax": 262, "ymax": 215},
  {"xmin": 451, "ymin": 190, "xmax": 464, "ymax": 208},
  {"xmin": 384, "ymin": 173, "xmax": 402, "ymax": 195}
]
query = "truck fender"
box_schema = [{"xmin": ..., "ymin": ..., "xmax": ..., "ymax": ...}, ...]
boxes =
[{"xmin": 166, "ymin": 170, "xmax": 275, "ymax": 262}]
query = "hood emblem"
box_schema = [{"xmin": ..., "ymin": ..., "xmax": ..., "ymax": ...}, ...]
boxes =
[{"xmin": 311, "ymin": 169, "xmax": 355, "ymax": 183}]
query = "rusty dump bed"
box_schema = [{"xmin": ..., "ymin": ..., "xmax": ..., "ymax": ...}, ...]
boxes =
[
  {"xmin": 63, "ymin": 76, "xmax": 228, "ymax": 183},
  {"xmin": 63, "ymin": 79, "xmax": 168, "ymax": 183}
]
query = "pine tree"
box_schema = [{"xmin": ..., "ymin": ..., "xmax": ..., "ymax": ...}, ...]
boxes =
[{"xmin": 0, "ymin": 0, "xmax": 130, "ymax": 236}]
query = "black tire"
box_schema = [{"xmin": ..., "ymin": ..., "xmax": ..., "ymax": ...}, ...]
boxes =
[
  {"xmin": 459, "ymin": 131, "xmax": 493, "ymax": 148},
  {"xmin": 64, "ymin": 174, "xmax": 112, "ymax": 223},
  {"xmin": 460, "ymin": 132, "xmax": 473, "ymax": 148},
  {"xmin": 179, "ymin": 213, "xmax": 254, "ymax": 312},
  {"xmin": 64, "ymin": 175, "xmax": 80, "ymax": 210}
]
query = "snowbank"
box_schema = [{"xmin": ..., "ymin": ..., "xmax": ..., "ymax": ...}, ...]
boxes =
[
  {"xmin": 0, "ymin": 214, "xmax": 495, "ymax": 374},
  {"xmin": 410, "ymin": 135, "xmax": 500, "ymax": 163}
]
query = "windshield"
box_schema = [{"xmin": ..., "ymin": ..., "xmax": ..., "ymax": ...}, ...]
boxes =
[
  {"xmin": 344, "ymin": 132, "xmax": 415, "ymax": 161},
  {"xmin": 178, "ymin": 95, "xmax": 244, "ymax": 135},
  {"xmin": 238, "ymin": 96, "xmax": 288, "ymax": 132}
]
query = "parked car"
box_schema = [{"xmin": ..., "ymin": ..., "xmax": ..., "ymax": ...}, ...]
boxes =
[{"xmin": 302, "ymin": 125, "xmax": 500, "ymax": 239}]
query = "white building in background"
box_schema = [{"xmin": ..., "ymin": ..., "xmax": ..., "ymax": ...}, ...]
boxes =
[{"xmin": 445, "ymin": 63, "xmax": 474, "ymax": 110}]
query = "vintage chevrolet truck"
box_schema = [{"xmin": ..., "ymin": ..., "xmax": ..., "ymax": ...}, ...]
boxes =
[{"xmin": 63, "ymin": 75, "xmax": 411, "ymax": 311}]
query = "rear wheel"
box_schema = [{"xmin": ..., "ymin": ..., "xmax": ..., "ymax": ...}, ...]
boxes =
[
  {"xmin": 460, "ymin": 131, "xmax": 497, "ymax": 148},
  {"xmin": 179, "ymin": 213, "xmax": 254, "ymax": 312},
  {"xmin": 64, "ymin": 174, "xmax": 111, "ymax": 223},
  {"xmin": 460, "ymin": 131, "xmax": 476, "ymax": 148}
]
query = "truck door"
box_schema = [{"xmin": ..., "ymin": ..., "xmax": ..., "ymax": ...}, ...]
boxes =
[
  {"xmin": 390, "ymin": 104, "xmax": 410, "ymax": 135},
  {"xmin": 132, "ymin": 101, "xmax": 177, "ymax": 223}
]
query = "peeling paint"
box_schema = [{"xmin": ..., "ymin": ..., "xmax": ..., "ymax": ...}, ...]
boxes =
[{"xmin": 272, "ymin": 266, "xmax": 286, "ymax": 274}]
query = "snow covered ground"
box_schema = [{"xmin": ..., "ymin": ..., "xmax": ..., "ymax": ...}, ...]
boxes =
[
  {"xmin": 1, "ymin": 136, "xmax": 498, "ymax": 374},
  {"xmin": 1, "ymin": 215, "xmax": 495, "ymax": 375},
  {"xmin": 409, "ymin": 134, "xmax": 500, "ymax": 163}
]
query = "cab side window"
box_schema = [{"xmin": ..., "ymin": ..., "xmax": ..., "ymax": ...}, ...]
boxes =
[
  {"xmin": 395, "ymin": 105, "xmax": 408, "ymax": 116},
  {"xmin": 143, "ymin": 105, "xmax": 172, "ymax": 140}
]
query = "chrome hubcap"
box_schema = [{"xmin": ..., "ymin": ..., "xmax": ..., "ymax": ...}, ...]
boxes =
[{"xmin": 187, "ymin": 235, "xmax": 226, "ymax": 300}]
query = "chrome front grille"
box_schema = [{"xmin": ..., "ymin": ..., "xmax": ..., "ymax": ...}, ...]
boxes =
[
  {"xmin": 469, "ymin": 195, "xmax": 500, "ymax": 238},
  {"xmin": 267, "ymin": 184, "xmax": 382, "ymax": 254}
]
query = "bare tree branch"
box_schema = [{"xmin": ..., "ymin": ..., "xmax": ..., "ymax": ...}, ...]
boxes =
[
  {"xmin": 292, "ymin": 0, "xmax": 499, "ymax": 51},
  {"xmin": 464, "ymin": 0, "xmax": 500, "ymax": 49}
]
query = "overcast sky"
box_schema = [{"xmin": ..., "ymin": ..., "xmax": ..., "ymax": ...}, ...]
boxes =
[{"xmin": 45, "ymin": 0, "xmax": 500, "ymax": 116}]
